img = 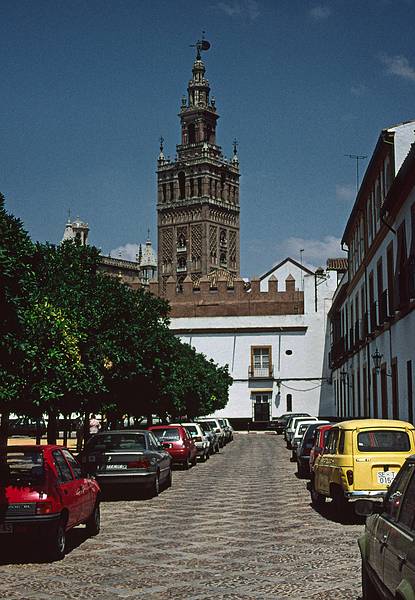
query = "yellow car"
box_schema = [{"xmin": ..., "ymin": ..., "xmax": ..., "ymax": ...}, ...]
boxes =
[{"xmin": 309, "ymin": 419, "xmax": 415, "ymax": 511}]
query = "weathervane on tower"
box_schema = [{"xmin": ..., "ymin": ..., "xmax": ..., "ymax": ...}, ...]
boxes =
[{"xmin": 190, "ymin": 31, "xmax": 211, "ymax": 59}]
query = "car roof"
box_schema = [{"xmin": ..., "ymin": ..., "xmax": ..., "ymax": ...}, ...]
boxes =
[
  {"xmin": 333, "ymin": 419, "xmax": 415, "ymax": 430},
  {"xmin": 92, "ymin": 430, "xmax": 148, "ymax": 435},
  {"xmin": 148, "ymin": 424, "xmax": 183, "ymax": 429}
]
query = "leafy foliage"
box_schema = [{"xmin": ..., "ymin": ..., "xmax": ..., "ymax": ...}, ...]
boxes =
[{"xmin": 0, "ymin": 196, "xmax": 232, "ymax": 443}]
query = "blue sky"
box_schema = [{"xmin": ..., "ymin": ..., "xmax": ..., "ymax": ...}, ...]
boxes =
[{"xmin": 2, "ymin": 0, "xmax": 415, "ymax": 276}]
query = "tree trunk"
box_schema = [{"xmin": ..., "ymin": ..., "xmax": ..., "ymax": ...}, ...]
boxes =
[
  {"xmin": 147, "ymin": 414, "xmax": 153, "ymax": 427},
  {"xmin": 63, "ymin": 415, "xmax": 68, "ymax": 446},
  {"xmin": 47, "ymin": 412, "xmax": 58, "ymax": 444},
  {"xmin": 35, "ymin": 418, "xmax": 42, "ymax": 445},
  {"xmin": 0, "ymin": 412, "xmax": 10, "ymax": 452},
  {"xmin": 82, "ymin": 412, "xmax": 89, "ymax": 446}
]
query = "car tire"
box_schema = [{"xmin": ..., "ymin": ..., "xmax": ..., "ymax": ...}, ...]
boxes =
[
  {"xmin": 331, "ymin": 486, "xmax": 348, "ymax": 512},
  {"xmin": 362, "ymin": 561, "xmax": 380, "ymax": 600},
  {"xmin": 85, "ymin": 502, "xmax": 101, "ymax": 536},
  {"xmin": 46, "ymin": 518, "xmax": 66, "ymax": 561},
  {"xmin": 151, "ymin": 473, "xmax": 160, "ymax": 497},
  {"xmin": 215, "ymin": 443, "xmax": 220, "ymax": 453},
  {"xmin": 310, "ymin": 481, "xmax": 325, "ymax": 508},
  {"xmin": 191, "ymin": 455, "xmax": 197, "ymax": 467},
  {"xmin": 183, "ymin": 457, "xmax": 190, "ymax": 470}
]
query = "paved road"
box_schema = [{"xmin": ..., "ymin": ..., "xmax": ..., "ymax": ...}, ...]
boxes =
[{"xmin": 0, "ymin": 434, "xmax": 363, "ymax": 599}]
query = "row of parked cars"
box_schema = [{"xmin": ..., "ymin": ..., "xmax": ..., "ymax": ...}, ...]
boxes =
[
  {"xmin": 278, "ymin": 412, "xmax": 415, "ymax": 600},
  {"xmin": 0, "ymin": 417, "xmax": 233, "ymax": 561}
]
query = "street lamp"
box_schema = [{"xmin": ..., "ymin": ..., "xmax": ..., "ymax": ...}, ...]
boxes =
[{"xmin": 371, "ymin": 348, "xmax": 392, "ymax": 377}]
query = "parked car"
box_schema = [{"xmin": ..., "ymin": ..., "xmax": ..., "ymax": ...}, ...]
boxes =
[
  {"xmin": 295, "ymin": 421, "xmax": 331, "ymax": 478},
  {"xmin": 148, "ymin": 425, "xmax": 197, "ymax": 469},
  {"xmin": 198, "ymin": 421, "xmax": 220, "ymax": 454},
  {"xmin": 291, "ymin": 419, "xmax": 325, "ymax": 461},
  {"xmin": 8, "ymin": 417, "xmax": 47, "ymax": 438},
  {"xmin": 286, "ymin": 416, "xmax": 317, "ymax": 449},
  {"xmin": 282, "ymin": 413, "xmax": 311, "ymax": 441},
  {"xmin": 172, "ymin": 423, "xmax": 210, "ymax": 462},
  {"xmin": 197, "ymin": 418, "xmax": 226, "ymax": 448},
  {"xmin": 0, "ymin": 444, "xmax": 100, "ymax": 560},
  {"xmin": 356, "ymin": 454, "xmax": 415, "ymax": 599},
  {"xmin": 80, "ymin": 430, "xmax": 172, "ymax": 495},
  {"xmin": 308, "ymin": 423, "xmax": 334, "ymax": 476},
  {"xmin": 218, "ymin": 418, "xmax": 233, "ymax": 443},
  {"xmin": 309, "ymin": 419, "xmax": 415, "ymax": 511}
]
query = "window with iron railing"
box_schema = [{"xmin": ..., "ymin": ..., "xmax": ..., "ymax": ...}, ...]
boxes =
[
  {"xmin": 249, "ymin": 347, "xmax": 273, "ymax": 378},
  {"xmin": 370, "ymin": 301, "xmax": 378, "ymax": 333}
]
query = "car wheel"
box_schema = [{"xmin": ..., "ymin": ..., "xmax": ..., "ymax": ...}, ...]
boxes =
[
  {"xmin": 215, "ymin": 444, "xmax": 220, "ymax": 453},
  {"xmin": 362, "ymin": 561, "xmax": 380, "ymax": 600},
  {"xmin": 46, "ymin": 518, "xmax": 66, "ymax": 561},
  {"xmin": 310, "ymin": 482, "xmax": 325, "ymax": 508},
  {"xmin": 331, "ymin": 486, "xmax": 348, "ymax": 512},
  {"xmin": 183, "ymin": 456, "xmax": 190, "ymax": 470},
  {"xmin": 191, "ymin": 455, "xmax": 197, "ymax": 467},
  {"xmin": 85, "ymin": 503, "xmax": 101, "ymax": 536},
  {"xmin": 151, "ymin": 473, "xmax": 160, "ymax": 497}
]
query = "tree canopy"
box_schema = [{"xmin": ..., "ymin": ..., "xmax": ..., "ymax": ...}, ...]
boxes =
[{"xmin": 0, "ymin": 195, "xmax": 232, "ymax": 444}]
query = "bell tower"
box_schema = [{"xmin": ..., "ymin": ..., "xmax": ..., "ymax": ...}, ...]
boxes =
[{"xmin": 157, "ymin": 40, "xmax": 240, "ymax": 292}]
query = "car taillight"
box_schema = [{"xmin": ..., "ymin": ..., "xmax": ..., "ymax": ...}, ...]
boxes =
[
  {"xmin": 346, "ymin": 470, "xmax": 354, "ymax": 485},
  {"xmin": 127, "ymin": 460, "xmax": 150, "ymax": 469},
  {"xmin": 36, "ymin": 501, "xmax": 54, "ymax": 515},
  {"xmin": 193, "ymin": 436, "xmax": 202, "ymax": 442}
]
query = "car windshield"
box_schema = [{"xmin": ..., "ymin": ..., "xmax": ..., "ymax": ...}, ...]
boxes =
[
  {"xmin": 0, "ymin": 450, "xmax": 44, "ymax": 483},
  {"xmin": 202, "ymin": 421, "xmax": 217, "ymax": 429},
  {"xmin": 87, "ymin": 433, "xmax": 146, "ymax": 451},
  {"xmin": 199, "ymin": 423, "xmax": 212, "ymax": 433},
  {"xmin": 357, "ymin": 430, "xmax": 410, "ymax": 452},
  {"xmin": 152, "ymin": 428, "xmax": 180, "ymax": 442}
]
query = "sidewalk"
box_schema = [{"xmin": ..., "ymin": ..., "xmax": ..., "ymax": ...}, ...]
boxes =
[{"xmin": 7, "ymin": 437, "xmax": 77, "ymax": 450}]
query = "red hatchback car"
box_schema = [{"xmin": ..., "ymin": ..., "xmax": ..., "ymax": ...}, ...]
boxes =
[
  {"xmin": 148, "ymin": 425, "xmax": 197, "ymax": 469},
  {"xmin": 0, "ymin": 445, "xmax": 101, "ymax": 560},
  {"xmin": 309, "ymin": 424, "xmax": 333, "ymax": 475}
]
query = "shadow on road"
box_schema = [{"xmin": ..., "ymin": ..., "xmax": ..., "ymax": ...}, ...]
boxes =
[
  {"xmin": 309, "ymin": 500, "xmax": 366, "ymax": 526},
  {"xmin": 0, "ymin": 527, "xmax": 89, "ymax": 565}
]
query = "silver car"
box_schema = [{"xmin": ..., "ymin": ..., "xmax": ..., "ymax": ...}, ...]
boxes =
[
  {"xmin": 80, "ymin": 430, "xmax": 172, "ymax": 497},
  {"xmin": 197, "ymin": 418, "xmax": 226, "ymax": 448},
  {"xmin": 177, "ymin": 423, "xmax": 210, "ymax": 461}
]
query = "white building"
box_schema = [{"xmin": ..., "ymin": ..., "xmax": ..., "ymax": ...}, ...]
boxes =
[
  {"xmin": 169, "ymin": 258, "xmax": 341, "ymax": 424},
  {"xmin": 328, "ymin": 121, "xmax": 415, "ymax": 421}
]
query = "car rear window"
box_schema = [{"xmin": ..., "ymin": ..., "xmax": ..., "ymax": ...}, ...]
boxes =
[
  {"xmin": 185, "ymin": 425, "xmax": 198, "ymax": 436},
  {"xmin": 357, "ymin": 430, "xmax": 410, "ymax": 452},
  {"xmin": 87, "ymin": 433, "xmax": 146, "ymax": 451},
  {"xmin": 1, "ymin": 450, "xmax": 44, "ymax": 482},
  {"xmin": 152, "ymin": 428, "xmax": 180, "ymax": 442}
]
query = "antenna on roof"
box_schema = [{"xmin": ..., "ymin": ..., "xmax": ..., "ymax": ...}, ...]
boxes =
[{"xmin": 345, "ymin": 154, "xmax": 367, "ymax": 193}]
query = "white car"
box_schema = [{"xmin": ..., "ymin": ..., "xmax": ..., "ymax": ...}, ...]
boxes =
[
  {"xmin": 285, "ymin": 416, "xmax": 318, "ymax": 448},
  {"xmin": 176, "ymin": 423, "xmax": 210, "ymax": 462},
  {"xmin": 197, "ymin": 418, "xmax": 226, "ymax": 448}
]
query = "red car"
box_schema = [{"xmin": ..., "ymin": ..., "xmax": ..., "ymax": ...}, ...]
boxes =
[
  {"xmin": 0, "ymin": 445, "xmax": 101, "ymax": 560},
  {"xmin": 309, "ymin": 424, "xmax": 333, "ymax": 474},
  {"xmin": 148, "ymin": 425, "xmax": 197, "ymax": 469}
]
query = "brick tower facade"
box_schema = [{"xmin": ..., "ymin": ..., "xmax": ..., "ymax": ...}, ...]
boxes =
[{"xmin": 156, "ymin": 42, "xmax": 240, "ymax": 293}]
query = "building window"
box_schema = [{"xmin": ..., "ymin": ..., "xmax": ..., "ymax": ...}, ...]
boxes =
[
  {"xmin": 387, "ymin": 241, "xmax": 394, "ymax": 315},
  {"xmin": 177, "ymin": 257, "xmax": 187, "ymax": 272},
  {"xmin": 250, "ymin": 347, "xmax": 272, "ymax": 378},
  {"xmin": 407, "ymin": 361, "xmax": 413, "ymax": 425},
  {"xmin": 286, "ymin": 394, "xmax": 292, "ymax": 412},
  {"xmin": 178, "ymin": 171, "xmax": 186, "ymax": 199}
]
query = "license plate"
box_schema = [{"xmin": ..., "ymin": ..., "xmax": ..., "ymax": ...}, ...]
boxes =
[
  {"xmin": 105, "ymin": 464, "xmax": 128, "ymax": 470},
  {"xmin": 377, "ymin": 471, "xmax": 396, "ymax": 485},
  {"xmin": 0, "ymin": 524, "xmax": 13, "ymax": 534}
]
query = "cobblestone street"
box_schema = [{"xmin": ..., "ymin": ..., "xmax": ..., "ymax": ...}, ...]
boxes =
[{"xmin": 0, "ymin": 434, "xmax": 363, "ymax": 599}]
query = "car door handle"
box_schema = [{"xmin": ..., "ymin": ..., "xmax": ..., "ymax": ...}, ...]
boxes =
[
  {"xmin": 398, "ymin": 554, "xmax": 407, "ymax": 570},
  {"xmin": 380, "ymin": 534, "xmax": 389, "ymax": 551}
]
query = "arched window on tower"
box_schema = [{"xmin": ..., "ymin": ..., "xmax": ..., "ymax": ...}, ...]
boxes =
[
  {"xmin": 178, "ymin": 172, "xmax": 186, "ymax": 200},
  {"xmin": 188, "ymin": 124, "xmax": 196, "ymax": 144}
]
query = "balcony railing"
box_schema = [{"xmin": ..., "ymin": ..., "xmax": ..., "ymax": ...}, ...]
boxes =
[{"xmin": 248, "ymin": 366, "xmax": 274, "ymax": 379}]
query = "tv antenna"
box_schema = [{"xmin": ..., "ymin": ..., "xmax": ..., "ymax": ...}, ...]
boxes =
[{"xmin": 345, "ymin": 154, "xmax": 367, "ymax": 193}]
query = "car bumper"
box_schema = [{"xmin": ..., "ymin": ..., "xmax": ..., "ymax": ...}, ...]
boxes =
[
  {"xmin": 96, "ymin": 472, "xmax": 154, "ymax": 485},
  {"xmin": 344, "ymin": 490, "xmax": 386, "ymax": 500},
  {"xmin": 0, "ymin": 513, "xmax": 61, "ymax": 534}
]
